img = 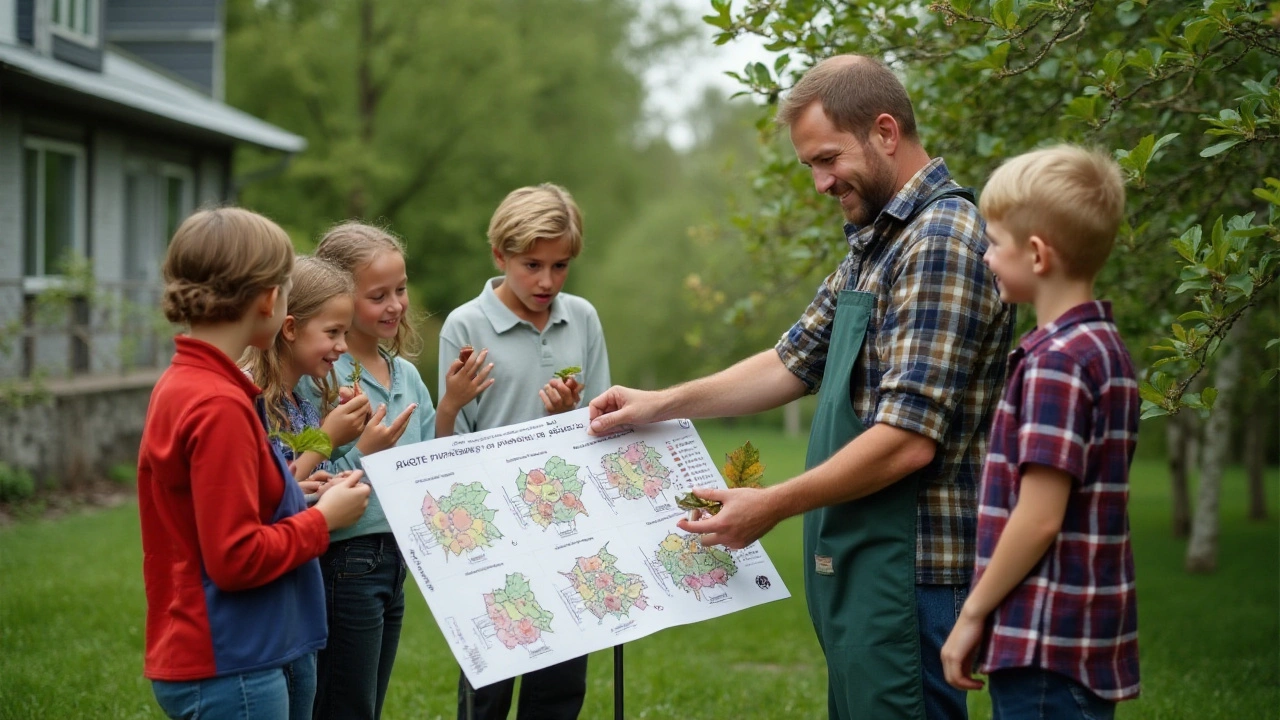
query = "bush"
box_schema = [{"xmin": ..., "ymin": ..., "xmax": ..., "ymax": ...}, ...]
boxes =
[
  {"xmin": 0, "ymin": 462, "xmax": 36, "ymax": 503},
  {"xmin": 107, "ymin": 464, "xmax": 136, "ymax": 486}
]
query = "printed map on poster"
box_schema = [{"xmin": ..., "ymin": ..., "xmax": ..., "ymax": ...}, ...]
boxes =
[{"xmin": 360, "ymin": 408, "xmax": 791, "ymax": 688}]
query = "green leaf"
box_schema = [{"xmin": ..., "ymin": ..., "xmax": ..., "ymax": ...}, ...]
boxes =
[
  {"xmin": 1139, "ymin": 384, "xmax": 1166, "ymax": 405},
  {"xmin": 1200, "ymin": 387, "xmax": 1218, "ymax": 410},
  {"xmin": 966, "ymin": 42, "xmax": 1009, "ymax": 71},
  {"xmin": 1201, "ymin": 139, "xmax": 1241, "ymax": 157},
  {"xmin": 676, "ymin": 492, "xmax": 722, "ymax": 515},
  {"xmin": 270, "ymin": 427, "xmax": 333, "ymax": 458},
  {"xmin": 1140, "ymin": 401, "xmax": 1170, "ymax": 420},
  {"xmin": 554, "ymin": 366, "xmax": 582, "ymax": 381}
]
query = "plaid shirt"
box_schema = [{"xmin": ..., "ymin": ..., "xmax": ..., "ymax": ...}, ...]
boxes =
[
  {"xmin": 974, "ymin": 301, "xmax": 1140, "ymax": 701},
  {"xmin": 777, "ymin": 158, "xmax": 1014, "ymax": 585}
]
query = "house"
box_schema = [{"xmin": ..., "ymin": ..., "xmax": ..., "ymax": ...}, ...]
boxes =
[{"xmin": 0, "ymin": 0, "xmax": 304, "ymax": 487}]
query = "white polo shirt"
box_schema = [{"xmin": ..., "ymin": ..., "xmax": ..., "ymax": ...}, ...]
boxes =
[{"xmin": 438, "ymin": 277, "xmax": 611, "ymax": 434}]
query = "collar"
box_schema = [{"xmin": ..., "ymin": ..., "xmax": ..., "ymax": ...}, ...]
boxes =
[
  {"xmin": 1014, "ymin": 301, "xmax": 1114, "ymax": 357},
  {"xmin": 478, "ymin": 277, "xmax": 569, "ymax": 334},
  {"xmin": 170, "ymin": 335, "xmax": 262, "ymax": 400},
  {"xmin": 843, "ymin": 157, "xmax": 954, "ymax": 249}
]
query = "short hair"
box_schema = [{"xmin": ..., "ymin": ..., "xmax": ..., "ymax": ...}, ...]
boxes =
[
  {"xmin": 777, "ymin": 55, "xmax": 918, "ymax": 140},
  {"xmin": 980, "ymin": 144, "xmax": 1126, "ymax": 279},
  {"xmin": 244, "ymin": 256, "xmax": 353, "ymax": 432},
  {"xmin": 487, "ymin": 183, "xmax": 584, "ymax": 257},
  {"xmin": 315, "ymin": 221, "xmax": 421, "ymax": 359},
  {"xmin": 162, "ymin": 207, "xmax": 294, "ymax": 325}
]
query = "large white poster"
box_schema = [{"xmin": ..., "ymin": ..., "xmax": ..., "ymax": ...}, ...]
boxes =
[{"xmin": 360, "ymin": 408, "xmax": 791, "ymax": 688}]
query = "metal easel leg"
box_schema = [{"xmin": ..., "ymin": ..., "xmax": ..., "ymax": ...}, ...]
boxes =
[{"xmin": 613, "ymin": 644, "xmax": 624, "ymax": 720}]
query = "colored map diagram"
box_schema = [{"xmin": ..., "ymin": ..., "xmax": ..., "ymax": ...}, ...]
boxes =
[
  {"xmin": 655, "ymin": 533, "xmax": 737, "ymax": 601},
  {"xmin": 600, "ymin": 441, "xmax": 672, "ymax": 501},
  {"xmin": 560, "ymin": 544, "xmax": 650, "ymax": 622},
  {"xmin": 482, "ymin": 573, "xmax": 554, "ymax": 651},
  {"xmin": 420, "ymin": 481, "xmax": 502, "ymax": 558},
  {"xmin": 516, "ymin": 457, "xmax": 588, "ymax": 530}
]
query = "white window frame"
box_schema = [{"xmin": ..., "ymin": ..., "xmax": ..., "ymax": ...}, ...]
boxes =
[
  {"xmin": 23, "ymin": 137, "xmax": 88, "ymax": 293},
  {"xmin": 50, "ymin": 0, "xmax": 99, "ymax": 48}
]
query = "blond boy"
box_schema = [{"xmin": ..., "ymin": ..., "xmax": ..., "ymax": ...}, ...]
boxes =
[
  {"xmin": 941, "ymin": 145, "xmax": 1140, "ymax": 719},
  {"xmin": 439, "ymin": 183, "xmax": 610, "ymax": 720}
]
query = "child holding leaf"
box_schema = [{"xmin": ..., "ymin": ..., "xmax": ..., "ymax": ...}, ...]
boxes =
[
  {"xmin": 438, "ymin": 184, "xmax": 611, "ymax": 720},
  {"xmin": 244, "ymin": 256, "xmax": 371, "ymax": 489}
]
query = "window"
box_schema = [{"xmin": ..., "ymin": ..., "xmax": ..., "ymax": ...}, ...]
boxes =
[
  {"xmin": 50, "ymin": 0, "xmax": 98, "ymax": 46},
  {"xmin": 23, "ymin": 138, "xmax": 87, "ymax": 289}
]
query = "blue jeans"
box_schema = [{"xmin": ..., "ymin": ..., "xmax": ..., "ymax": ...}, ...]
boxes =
[
  {"xmin": 989, "ymin": 667, "xmax": 1116, "ymax": 720},
  {"xmin": 313, "ymin": 534, "xmax": 406, "ymax": 720},
  {"xmin": 917, "ymin": 584, "xmax": 970, "ymax": 720},
  {"xmin": 457, "ymin": 655, "xmax": 589, "ymax": 720},
  {"xmin": 152, "ymin": 653, "xmax": 316, "ymax": 720}
]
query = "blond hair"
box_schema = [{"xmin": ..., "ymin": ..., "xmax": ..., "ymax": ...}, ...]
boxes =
[
  {"xmin": 777, "ymin": 55, "xmax": 918, "ymax": 140},
  {"xmin": 487, "ymin": 183, "xmax": 584, "ymax": 257},
  {"xmin": 244, "ymin": 256, "xmax": 354, "ymax": 433},
  {"xmin": 980, "ymin": 144, "xmax": 1126, "ymax": 279},
  {"xmin": 162, "ymin": 207, "xmax": 294, "ymax": 325},
  {"xmin": 314, "ymin": 221, "xmax": 422, "ymax": 359}
]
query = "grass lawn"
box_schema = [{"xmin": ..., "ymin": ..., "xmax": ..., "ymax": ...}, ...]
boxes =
[{"xmin": 0, "ymin": 423, "xmax": 1275, "ymax": 719}]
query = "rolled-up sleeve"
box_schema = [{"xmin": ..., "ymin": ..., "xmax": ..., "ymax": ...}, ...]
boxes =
[
  {"xmin": 776, "ymin": 264, "xmax": 849, "ymax": 393},
  {"xmin": 874, "ymin": 234, "xmax": 1003, "ymax": 442}
]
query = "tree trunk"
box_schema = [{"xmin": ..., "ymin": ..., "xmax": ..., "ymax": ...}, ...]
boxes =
[
  {"xmin": 783, "ymin": 401, "xmax": 802, "ymax": 438},
  {"xmin": 1167, "ymin": 412, "xmax": 1193, "ymax": 538},
  {"xmin": 1185, "ymin": 321, "xmax": 1249, "ymax": 573},
  {"xmin": 1246, "ymin": 408, "xmax": 1268, "ymax": 520}
]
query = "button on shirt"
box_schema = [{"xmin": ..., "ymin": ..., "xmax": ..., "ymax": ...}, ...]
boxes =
[
  {"xmin": 776, "ymin": 158, "xmax": 1015, "ymax": 585},
  {"xmin": 974, "ymin": 301, "xmax": 1140, "ymax": 700},
  {"xmin": 439, "ymin": 278, "xmax": 610, "ymax": 434}
]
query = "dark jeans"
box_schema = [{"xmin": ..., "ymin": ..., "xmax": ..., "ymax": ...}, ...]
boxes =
[
  {"xmin": 152, "ymin": 653, "xmax": 315, "ymax": 720},
  {"xmin": 916, "ymin": 584, "xmax": 970, "ymax": 720},
  {"xmin": 457, "ymin": 655, "xmax": 589, "ymax": 720},
  {"xmin": 313, "ymin": 534, "xmax": 406, "ymax": 720},
  {"xmin": 989, "ymin": 667, "xmax": 1116, "ymax": 720}
]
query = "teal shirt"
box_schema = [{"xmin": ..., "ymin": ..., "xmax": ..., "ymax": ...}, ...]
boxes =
[
  {"xmin": 298, "ymin": 348, "xmax": 437, "ymax": 541},
  {"xmin": 439, "ymin": 277, "xmax": 610, "ymax": 433}
]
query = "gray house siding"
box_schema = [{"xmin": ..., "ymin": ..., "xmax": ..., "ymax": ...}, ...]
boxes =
[{"xmin": 107, "ymin": 0, "xmax": 221, "ymax": 97}]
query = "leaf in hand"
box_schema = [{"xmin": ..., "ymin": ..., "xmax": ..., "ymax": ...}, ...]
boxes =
[
  {"xmin": 675, "ymin": 492, "xmax": 722, "ymax": 515},
  {"xmin": 554, "ymin": 366, "xmax": 582, "ymax": 381},
  {"xmin": 723, "ymin": 441, "xmax": 764, "ymax": 489},
  {"xmin": 270, "ymin": 427, "xmax": 333, "ymax": 458},
  {"xmin": 348, "ymin": 359, "xmax": 364, "ymax": 394}
]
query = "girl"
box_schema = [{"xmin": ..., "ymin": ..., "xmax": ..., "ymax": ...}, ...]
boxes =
[
  {"xmin": 302, "ymin": 221, "xmax": 492, "ymax": 720},
  {"xmin": 137, "ymin": 208, "xmax": 371, "ymax": 720},
  {"xmin": 244, "ymin": 256, "xmax": 371, "ymax": 488}
]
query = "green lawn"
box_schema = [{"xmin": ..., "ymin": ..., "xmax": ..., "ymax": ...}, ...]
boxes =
[{"xmin": 1, "ymin": 424, "xmax": 1275, "ymax": 719}]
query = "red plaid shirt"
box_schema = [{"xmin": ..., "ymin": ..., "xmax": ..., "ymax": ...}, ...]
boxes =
[{"xmin": 974, "ymin": 301, "xmax": 1140, "ymax": 700}]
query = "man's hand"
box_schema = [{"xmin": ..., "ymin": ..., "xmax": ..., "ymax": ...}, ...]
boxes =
[
  {"xmin": 541, "ymin": 377, "xmax": 582, "ymax": 414},
  {"xmin": 587, "ymin": 386, "xmax": 666, "ymax": 435},
  {"xmin": 941, "ymin": 609, "xmax": 987, "ymax": 691},
  {"xmin": 674, "ymin": 487, "xmax": 779, "ymax": 550}
]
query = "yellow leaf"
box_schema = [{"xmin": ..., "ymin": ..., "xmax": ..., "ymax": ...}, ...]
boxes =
[{"xmin": 722, "ymin": 441, "xmax": 765, "ymax": 488}]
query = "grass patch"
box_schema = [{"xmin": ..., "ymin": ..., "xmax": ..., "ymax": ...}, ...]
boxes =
[{"xmin": 0, "ymin": 423, "xmax": 1274, "ymax": 718}]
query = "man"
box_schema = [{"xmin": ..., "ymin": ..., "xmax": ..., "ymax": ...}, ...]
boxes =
[{"xmin": 588, "ymin": 55, "xmax": 1014, "ymax": 719}]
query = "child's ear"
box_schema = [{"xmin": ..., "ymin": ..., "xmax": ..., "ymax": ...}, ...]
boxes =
[
  {"xmin": 280, "ymin": 315, "xmax": 298, "ymax": 342},
  {"xmin": 1028, "ymin": 235, "xmax": 1052, "ymax": 275},
  {"xmin": 491, "ymin": 246, "xmax": 508, "ymax": 271},
  {"xmin": 260, "ymin": 287, "xmax": 280, "ymax": 317}
]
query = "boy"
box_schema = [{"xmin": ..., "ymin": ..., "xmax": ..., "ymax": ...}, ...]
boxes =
[
  {"xmin": 439, "ymin": 183, "xmax": 610, "ymax": 720},
  {"xmin": 940, "ymin": 145, "xmax": 1140, "ymax": 718}
]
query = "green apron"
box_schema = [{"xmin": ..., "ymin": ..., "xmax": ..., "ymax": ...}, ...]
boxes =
[{"xmin": 803, "ymin": 289, "xmax": 924, "ymax": 720}]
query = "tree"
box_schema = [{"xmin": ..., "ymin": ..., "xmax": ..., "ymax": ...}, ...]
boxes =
[
  {"xmin": 700, "ymin": 0, "xmax": 1278, "ymax": 418},
  {"xmin": 224, "ymin": 0, "xmax": 691, "ymax": 322}
]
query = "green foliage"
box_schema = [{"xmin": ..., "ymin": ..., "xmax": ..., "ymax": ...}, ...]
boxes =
[
  {"xmin": 553, "ymin": 366, "xmax": 582, "ymax": 381},
  {"xmin": 269, "ymin": 427, "xmax": 334, "ymax": 459},
  {"xmin": 0, "ymin": 462, "xmax": 35, "ymax": 504},
  {"xmin": 106, "ymin": 464, "xmax": 136, "ymax": 486},
  {"xmin": 708, "ymin": 0, "xmax": 1280, "ymax": 417}
]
